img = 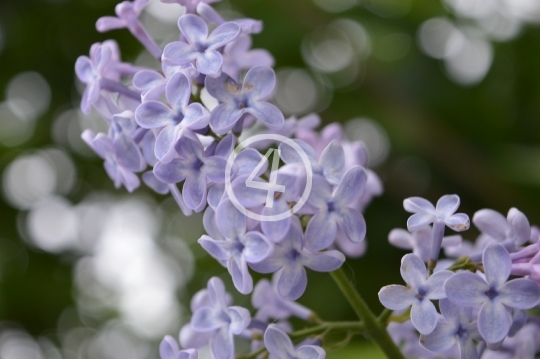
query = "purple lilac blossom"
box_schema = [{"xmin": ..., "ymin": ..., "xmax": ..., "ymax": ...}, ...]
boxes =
[
  {"xmin": 378, "ymin": 253, "xmax": 453, "ymax": 335},
  {"xmin": 205, "ymin": 65, "xmax": 284, "ymax": 134},
  {"xmin": 198, "ymin": 199, "xmax": 272, "ymax": 294},
  {"xmin": 153, "ymin": 131, "xmax": 228, "ymax": 211},
  {"xmin": 135, "ymin": 71, "xmax": 209, "ymax": 163},
  {"xmin": 249, "ymin": 217, "xmax": 345, "ymax": 301},
  {"xmin": 473, "ymin": 208, "xmax": 531, "ymax": 252},
  {"xmin": 207, "ymin": 138, "xmax": 266, "ymax": 210},
  {"xmin": 404, "ymin": 195, "xmax": 470, "ymax": 268},
  {"xmin": 82, "ymin": 129, "xmax": 145, "ymax": 192},
  {"xmin": 304, "ymin": 166, "xmax": 367, "ymax": 251},
  {"xmin": 279, "ymin": 139, "xmax": 345, "ymax": 185},
  {"xmin": 444, "ymin": 244, "xmax": 540, "ymax": 344},
  {"xmin": 179, "ymin": 286, "xmax": 232, "ymax": 349},
  {"xmin": 162, "ymin": 14, "xmax": 240, "ymax": 77},
  {"xmin": 96, "ymin": 0, "xmax": 163, "ymax": 58},
  {"xmin": 75, "ymin": 43, "xmax": 113, "ymax": 114},
  {"xmin": 189, "ymin": 277, "xmax": 250, "ymax": 359},
  {"xmin": 133, "ymin": 63, "xmax": 199, "ymax": 102},
  {"xmin": 296, "ymin": 123, "xmax": 343, "ymax": 158},
  {"xmin": 229, "ymin": 170, "xmax": 298, "ymax": 242},
  {"xmin": 419, "ymin": 299, "xmax": 481, "ymax": 359},
  {"xmin": 264, "ymin": 324, "xmax": 326, "ymax": 359},
  {"xmin": 76, "ymin": 40, "xmax": 143, "ymax": 114},
  {"xmin": 221, "ymin": 34, "xmax": 274, "ymax": 81},
  {"xmin": 252, "ymin": 278, "xmax": 313, "ymax": 321}
]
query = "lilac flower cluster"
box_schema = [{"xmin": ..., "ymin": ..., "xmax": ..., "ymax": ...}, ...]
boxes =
[
  {"xmin": 76, "ymin": 1, "xmax": 540, "ymax": 359},
  {"xmin": 76, "ymin": 1, "xmax": 382, "ymax": 358},
  {"xmin": 382, "ymin": 195, "xmax": 540, "ymax": 358}
]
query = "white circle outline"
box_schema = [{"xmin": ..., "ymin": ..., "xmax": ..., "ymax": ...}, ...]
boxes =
[{"xmin": 225, "ymin": 134, "xmax": 313, "ymax": 222}]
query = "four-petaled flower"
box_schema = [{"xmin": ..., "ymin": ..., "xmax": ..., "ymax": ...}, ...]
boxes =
[
  {"xmin": 205, "ymin": 65, "xmax": 284, "ymax": 134},
  {"xmin": 250, "ymin": 217, "xmax": 345, "ymax": 301},
  {"xmin": 305, "ymin": 166, "xmax": 367, "ymax": 251},
  {"xmin": 154, "ymin": 131, "xmax": 228, "ymax": 211},
  {"xmin": 378, "ymin": 253, "xmax": 453, "ymax": 335},
  {"xmin": 135, "ymin": 72, "xmax": 210, "ymax": 163},
  {"xmin": 190, "ymin": 277, "xmax": 251, "ymax": 359},
  {"xmin": 198, "ymin": 199, "xmax": 272, "ymax": 294},
  {"xmin": 163, "ymin": 14, "xmax": 240, "ymax": 77},
  {"xmin": 444, "ymin": 244, "xmax": 540, "ymax": 344}
]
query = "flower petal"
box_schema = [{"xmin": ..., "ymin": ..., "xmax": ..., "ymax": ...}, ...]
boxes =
[
  {"xmin": 403, "ymin": 197, "xmax": 435, "ymax": 214},
  {"xmin": 305, "ymin": 211, "xmax": 337, "ymax": 251},
  {"xmin": 478, "ymin": 300, "xmax": 511, "ymax": 344},
  {"xmin": 243, "ymin": 66, "xmax": 276, "ymax": 99},
  {"xmin": 277, "ymin": 264, "xmax": 307, "ymax": 301},
  {"xmin": 245, "ymin": 101, "xmax": 284, "ymax": 130},
  {"xmin": 411, "ymin": 299, "xmax": 437, "ymax": 335},
  {"xmin": 435, "ymin": 194, "xmax": 460, "ymax": 218},
  {"xmin": 483, "ymin": 244, "xmax": 511, "ymax": 288},
  {"xmin": 499, "ymin": 278, "xmax": 540, "ymax": 310},
  {"xmin": 444, "ymin": 272, "xmax": 488, "ymax": 307},
  {"xmin": 378, "ymin": 285, "xmax": 415, "ymax": 310}
]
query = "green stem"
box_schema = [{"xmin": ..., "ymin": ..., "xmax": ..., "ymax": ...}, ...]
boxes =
[
  {"xmin": 330, "ymin": 268, "xmax": 405, "ymax": 359},
  {"xmin": 377, "ymin": 308, "xmax": 393, "ymax": 325}
]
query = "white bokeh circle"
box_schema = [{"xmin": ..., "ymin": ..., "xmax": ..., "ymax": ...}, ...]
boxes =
[{"xmin": 225, "ymin": 134, "xmax": 312, "ymax": 222}]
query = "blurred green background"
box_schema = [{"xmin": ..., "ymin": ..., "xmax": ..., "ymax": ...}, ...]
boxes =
[{"xmin": 0, "ymin": 0, "xmax": 539, "ymax": 358}]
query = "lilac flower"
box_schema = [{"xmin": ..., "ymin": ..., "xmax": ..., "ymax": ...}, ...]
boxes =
[
  {"xmin": 473, "ymin": 208, "xmax": 531, "ymax": 251},
  {"xmin": 404, "ymin": 195, "xmax": 470, "ymax": 268},
  {"xmin": 96, "ymin": 0, "xmax": 162, "ymax": 58},
  {"xmin": 229, "ymin": 170, "xmax": 298, "ymax": 242},
  {"xmin": 76, "ymin": 42, "xmax": 143, "ymax": 115},
  {"xmin": 135, "ymin": 72, "xmax": 209, "ymax": 163},
  {"xmin": 75, "ymin": 44, "xmax": 112, "ymax": 114},
  {"xmin": 264, "ymin": 324, "xmax": 326, "ymax": 359},
  {"xmin": 389, "ymin": 227, "xmax": 462, "ymax": 263},
  {"xmin": 419, "ymin": 299, "xmax": 481, "ymax": 359},
  {"xmin": 153, "ymin": 131, "xmax": 227, "ymax": 211},
  {"xmin": 206, "ymin": 137, "xmax": 266, "ymax": 210},
  {"xmin": 205, "ymin": 66, "xmax": 284, "ymax": 134},
  {"xmin": 180, "ymin": 285, "xmax": 231, "ymax": 349},
  {"xmin": 198, "ymin": 199, "xmax": 272, "ymax": 294},
  {"xmin": 279, "ymin": 139, "xmax": 345, "ymax": 185},
  {"xmin": 133, "ymin": 63, "xmax": 199, "ymax": 102},
  {"xmin": 296, "ymin": 123, "xmax": 343, "ymax": 158},
  {"xmin": 304, "ymin": 167, "xmax": 367, "ymax": 251},
  {"xmin": 444, "ymin": 244, "xmax": 540, "ymax": 344},
  {"xmin": 82, "ymin": 129, "xmax": 145, "ymax": 192},
  {"xmin": 378, "ymin": 254, "xmax": 453, "ymax": 335},
  {"xmin": 250, "ymin": 217, "xmax": 345, "ymax": 301},
  {"xmin": 221, "ymin": 34, "xmax": 274, "ymax": 81},
  {"xmin": 190, "ymin": 277, "xmax": 250, "ymax": 359},
  {"xmin": 252, "ymin": 278, "xmax": 312, "ymax": 321},
  {"xmin": 159, "ymin": 336, "xmax": 197, "ymax": 359},
  {"xmin": 404, "ymin": 195, "xmax": 470, "ymax": 233},
  {"xmin": 162, "ymin": 15, "xmax": 240, "ymax": 77}
]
